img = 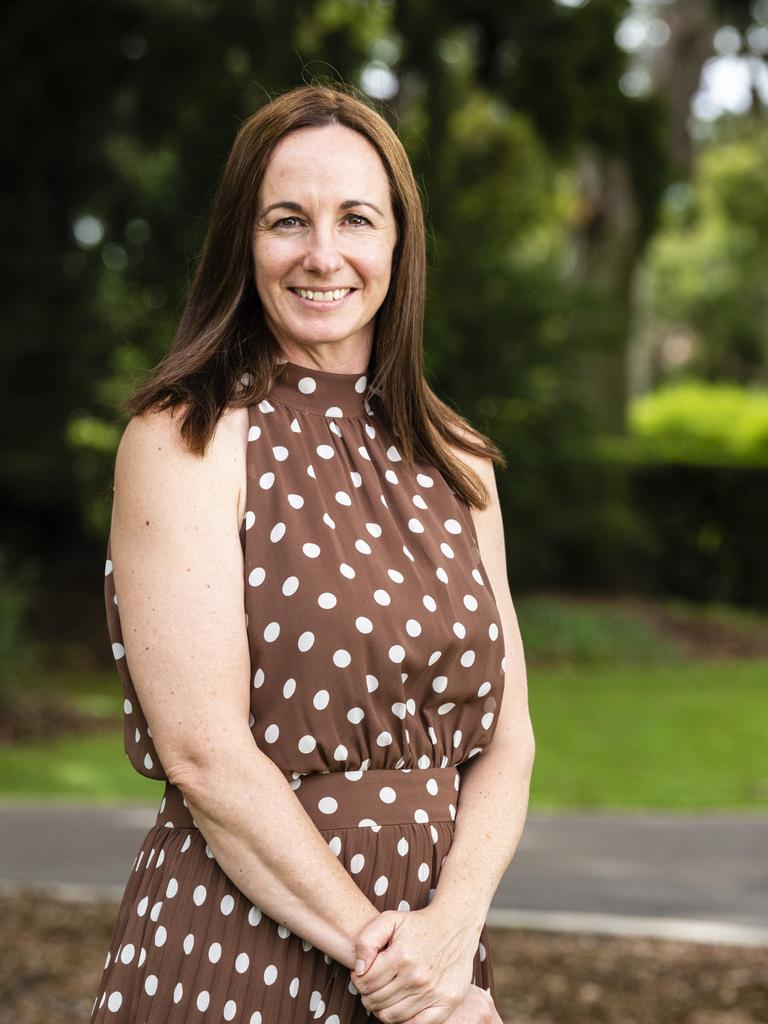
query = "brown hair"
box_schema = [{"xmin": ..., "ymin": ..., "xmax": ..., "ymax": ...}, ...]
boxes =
[{"xmin": 121, "ymin": 81, "xmax": 506, "ymax": 509}]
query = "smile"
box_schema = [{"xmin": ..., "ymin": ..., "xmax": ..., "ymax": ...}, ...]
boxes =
[{"xmin": 289, "ymin": 287, "xmax": 355, "ymax": 304}]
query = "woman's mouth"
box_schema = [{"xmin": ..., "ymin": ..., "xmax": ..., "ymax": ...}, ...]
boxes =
[{"xmin": 288, "ymin": 287, "xmax": 355, "ymax": 306}]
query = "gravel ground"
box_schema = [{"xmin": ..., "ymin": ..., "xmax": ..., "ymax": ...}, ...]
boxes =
[{"xmin": 1, "ymin": 893, "xmax": 766, "ymax": 1024}]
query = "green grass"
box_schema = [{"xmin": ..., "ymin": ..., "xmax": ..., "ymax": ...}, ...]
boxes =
[
  {"xmin": 528, "ymin": 657, "xmax": 768, "ymax": 811},
  {"xmin": 1, "ymin": 596, "xmax": 766, "ymax": 810},
  {"xmin": 0, "ymin": 657, "xmax": 766, "ymax": 811},
  {"xmin": 0, "ymin": 729, "xmax": 164, "ymax": 804},
  {"xmin": 514, "ymin": 595, "xmax": 683, "ymax": 666}
]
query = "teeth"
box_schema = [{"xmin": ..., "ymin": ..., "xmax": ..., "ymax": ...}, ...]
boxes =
[{"xmin": 296, "ymin": 288, "xmax": 352, "ymax": 302}]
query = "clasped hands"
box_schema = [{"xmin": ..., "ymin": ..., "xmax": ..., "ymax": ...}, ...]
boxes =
[{"xmin": 348, "ymin": 903, "xmax": 502, "ymax": 1024}]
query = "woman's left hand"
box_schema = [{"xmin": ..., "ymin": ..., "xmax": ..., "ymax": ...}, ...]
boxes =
[{"xmin": 349, "ymin": 904, "xmax": 481, "ymax": 1024}]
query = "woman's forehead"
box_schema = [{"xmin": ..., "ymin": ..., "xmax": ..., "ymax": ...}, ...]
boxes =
[{"xmin": 262, "ymin": 125, "xmax": 390, "ymax": 197}]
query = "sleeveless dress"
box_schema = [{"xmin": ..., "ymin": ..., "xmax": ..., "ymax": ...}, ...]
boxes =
[{"xmin": 89, "ymin": 358, "xmax": 507, "ymax": 1023}]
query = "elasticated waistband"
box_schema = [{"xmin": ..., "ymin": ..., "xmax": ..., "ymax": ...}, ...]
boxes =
[{"xmin": 154, "ymin": 765, "xmax": 461, "ymax": 831}]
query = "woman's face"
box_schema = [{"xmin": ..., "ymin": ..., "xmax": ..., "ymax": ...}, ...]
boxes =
[{"xmin": 252, "ymin": 123, "xmax": 398, "ymax": 363}]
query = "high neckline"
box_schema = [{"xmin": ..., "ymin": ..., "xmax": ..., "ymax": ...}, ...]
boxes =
[{"xmin": 268, "ymin": 359, "xmax": 376, "ymax": 418}]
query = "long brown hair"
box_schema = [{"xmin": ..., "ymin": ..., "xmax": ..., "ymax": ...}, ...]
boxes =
[{"xmin": 121, "ymin": 81, "xmax": 506, "ymax": 509}]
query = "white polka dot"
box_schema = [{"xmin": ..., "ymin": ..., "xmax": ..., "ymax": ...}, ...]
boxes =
[
  {"xmin": 418, "ymin": 862, "xmax": 430, "ymax": 882},
  {"xmin": 340, "ymin": 562, "xmax": 356, "ymax": 579},
  {"xmin": 318, "ymin": 796, "xmax": 338, "ymax": 814},
  {"xmin": 350, "ymin": 853, "xmax": 365, "ymax": 874},
  {"xmin": 287, "ymin": 492, "xmax": 304, "ymax": 509},
  {"xmin": 221, "ymin": 894, "xmax": 235, "ymax": 915},
  {"xmin": 264, "ymin": 723, "xmax": 279, "ymax": 743},
  {"xmin": 376, "ymin": 731, "xmax": 393, "ymax": 746},
  {"xmin": 272, "ymin": 445, "xmax": 289, "ymax": 461},
  {"xmin": 282, "ymin": 575, "xmax": 299, "ymax": 596},
  {"xmin": 317, "ymin": 444, "xmax": 335, "ymax": 459},
  {"xmin": 463, "ymin": 594, "xmax": 479, "ymax": 611},
  {"xmin": 259, "ymin": 471, "xmax": 275, "ymax": 489},
  {"xmin": 398, "ymin": 900, "xmax": 411, "ymax": 912},
  {"xmin": 397, "ymin": 836, "xmax": 409, "ymax": 856},
  {"xmin": 263, "ymin": 621, "xmax": 280, "ymax": 642},
  {"xmin": 355, "ymin": 616, "xmax": 373, "ymax": 633},
  {"xmin": 461, "ymin": 649, "xmax": 476, "ymax": 667},
  {"xmin": 208, "ymin": 941, "xmax": 222, "ymax": 963},
  {"xmin": 303, "ymin": 542, "xmax": 321, "ymax": 558},
  {"xmin": 298, "ymin": 376, "xmax": 317, "ymax": 394},
  {"xmin": 414, "ymin": 808, "xmax": 429, "ymax": 823},
  {"xmin": 112, "ymin": 642, "xmax": 125, "ymax": 660},
  {"xmin": 426, "ymin": 777, "xmax": 439, "ymax": 795},
  {"xmin": 318, "ymin": 592, "xmax": 337, "ymax": 609},
  {"xmin": 444, "ymin": 518, "xmax": 462, "ymax": 534},
  {"xmin": 123, "ymin": 697, "xmax": 132, "ymax": 714},
  {"xmin": 270, "ymin": 522, "xmax": 286, "ymax": 543},
  {"xmin": 224, "ymin": 1000, "xmax": 237, "ymax": 1021},
  {"xmin": 283, "ymin": 677, "xmax": 297, "ymax": 698},
  {"xmin": 145, "ymin": 974, "xmax": 158, "ymax": 995},
  {"xmin": 183, "ymin": 933, "xmax": 195, "ymax": 954},
  {"xmin": 347, "ymin": 706, "xmax": 365, "ymax": 724},
  {"xmin": 334, "ymin": 744, "xmax": 348, "ymax": 760},
  {"xmin": 477, "ymin": 681, "xmax": 492, "ymax": 697},
  {"xmin": 379, "ymin": 786, "xmax": 396, "ymax": 804},
  {"xmin": 374, "ymin": 875, "xmax": 389, "ymax": 895},
  {"xmin": 107, "ymin": 991, "xmax": 123, "ymax": 1012},
  {"xmin": 423, "ymin": 595, "xmax": 437, "ymax": 612},
  {"xmin": 249, "ymin": 906, "xmax": 262, "ymax": 926},
  {"xmin": 264, "ymin": 964, "xmax": 278, "ymax": 985},
  {"xmin": 453, "ymin": 621, "xmax": 467, "ymax": 639},
  {"xmin": 250, "ymin": 1012, "xmax": 263, "ymax": 1024},
  {"xmin": 137, "ymin": 895, "xmax": 149, "ymax": 916},
  {"xmin": 355, "ymin": 538, "xmax": 372, "ymax": 554},
  {"xmin": 196, "ymin": 990, "xmax": 210, "ymax": 1011},
  {"xmin": 453, "ymin": 729, "xmax": 462, "ymax": 748},
  {"xmin": 438, "ymin": 702, "xmax": 456, "ymax": 715},
  {"xmin": 489, "ymin": 622, "xmax": 499, "ymax": 640},
  {"xmin": 388, "ymin": 644, "xmax": 405, "ymax": 663},
  {"xmin": 313, "ymin": 689, "xmax": 330, "ymax": 710},
  {"xmin": 329, "ymin": 837, "xmax": 342, "ymax": 856},
  {"xmin": 119, "ymin": 944, "xmax": 135, "ymax": 964},
  {"xmin": 333, "ymin": 649, "xmax": 351, "ymax": 667},
  {"xmin": 193, "ymin": 884, "xmax": 207, "ymax": 906},
  {"xmin": 154, "ymin": 925, "xmax": 167, "ymax": 946},
  {"xmin": 392, "ymin": 701, "xmax": 406, "ymax": 719},
  {"xmin": 165, "ymin": 877, "xmax": 178, "ymax": 898},
  {"xmin": 173, "ymin": 982, "xmax": 183, "ymax": 1003},
  {"xmin": 298, "ymin": 735, "xmax": 317, "ymax": 754},
  {"xmin": 405, "ymin": 618, "xmax": 422, "ymax": 636},
  {"xmin": 373, "ymin": 589, "xmax": 391, "ymax": 605},
  {"xmin": 298, "ymin": 631, "xmax": 315, "ymax": 651},
  {"xmin": 143, "ymin": 752, "xmax": 153, "ymax": 770},
  {"xmin": 432, "ymin": 675, "xmax": 448, "ymax": 693},
  {"xmin": 482, "ymin": 712, "xmax": 495, "ymax": 729}
]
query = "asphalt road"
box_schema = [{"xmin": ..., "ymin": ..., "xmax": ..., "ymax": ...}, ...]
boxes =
[{"xmin": 1, "ymin": 801, "xmax": 766, "ymax": 945}]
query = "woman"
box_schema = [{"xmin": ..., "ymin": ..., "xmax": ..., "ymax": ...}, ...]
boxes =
[{"xmin": 90, "ymin": 82, "xmax": 535, "ymax": 1024}]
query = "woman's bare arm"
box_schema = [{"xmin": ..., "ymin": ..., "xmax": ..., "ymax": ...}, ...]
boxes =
[{"xmin": 110, "ymin": 406, "xmax": 379, "ymax": 970}]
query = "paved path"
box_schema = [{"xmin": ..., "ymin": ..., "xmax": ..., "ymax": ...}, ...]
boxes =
[{"xmin": 1, "ymin": 802, "xmax": 766, "ymax": 945}]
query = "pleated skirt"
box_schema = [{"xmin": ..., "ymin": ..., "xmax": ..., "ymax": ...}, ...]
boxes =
[{"xmin": 88, "ymin": 766, "xmax": 497, "ymax": 1022}]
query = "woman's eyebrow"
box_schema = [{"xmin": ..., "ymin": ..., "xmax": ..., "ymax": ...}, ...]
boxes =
[{"xmin": 258, "ymin": 200, "xmax": 385, "ymax": 217}]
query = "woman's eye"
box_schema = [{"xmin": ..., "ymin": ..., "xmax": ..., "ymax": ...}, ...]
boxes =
[
  {"xmin": 345, "ymin": 213, "xmax": 371, "ymax": 226},
  {"xmin": 273, "ymin": 216, "xmax": 302, "ymax": 229}
]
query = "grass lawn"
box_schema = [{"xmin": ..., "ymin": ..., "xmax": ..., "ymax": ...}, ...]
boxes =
[{"xmin": 1, "ymin": 654, "xmax": 766, "ymax": 811}]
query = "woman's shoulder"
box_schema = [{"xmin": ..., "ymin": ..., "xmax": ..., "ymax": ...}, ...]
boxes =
[{"xmin": 115, "ymin": 402, "xmax": 247, "ymax": 519}]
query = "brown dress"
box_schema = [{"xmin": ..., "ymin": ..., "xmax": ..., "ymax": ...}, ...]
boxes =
[{"xmin": 89, "ymin": 358, "xmax": 506, "ymax": 1023}]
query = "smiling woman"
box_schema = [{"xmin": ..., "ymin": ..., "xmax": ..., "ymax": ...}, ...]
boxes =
[
  {"xmin": 251, "ymin": 124, "xmax": 399, "ymax": 351},
  {"xmin": 88, "ymin": 81, "xmax": 529, "ymax": 1024}
]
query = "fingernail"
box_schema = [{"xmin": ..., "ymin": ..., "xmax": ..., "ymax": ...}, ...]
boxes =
[{"xmin": 355, "ymin": 958, "xmax": 365, "ymax": 974}]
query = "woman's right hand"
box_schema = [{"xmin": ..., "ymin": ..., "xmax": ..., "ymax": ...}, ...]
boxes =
[{"xmin": 402, "ymin": 984, "xmax": 502, "ymax": 1024}]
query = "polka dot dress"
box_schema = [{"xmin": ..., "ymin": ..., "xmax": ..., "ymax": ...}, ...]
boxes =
[{"xmin": 92, "ymin": 359, "xmax": 506, "ymax": 1022}]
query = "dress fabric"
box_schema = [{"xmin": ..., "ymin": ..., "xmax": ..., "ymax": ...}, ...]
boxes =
[{"xmin": 90, "ymin": 358, "xmax": 507, "ymax": 1023}]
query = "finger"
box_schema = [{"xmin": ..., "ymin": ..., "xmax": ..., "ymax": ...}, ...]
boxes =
[{"xmin": 352, "ymin": 947, "xmax": 399, "ymax": 993}]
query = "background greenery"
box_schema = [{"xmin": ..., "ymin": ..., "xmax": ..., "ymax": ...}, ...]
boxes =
[{"xmin": 1, "ymin": 0, "xmax": 766, "ymax": 808}]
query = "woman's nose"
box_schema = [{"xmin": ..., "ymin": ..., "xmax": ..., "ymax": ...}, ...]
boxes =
[{"xmin": 302, "ymin": 224, "xmax": 344, "ymax": 275}]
